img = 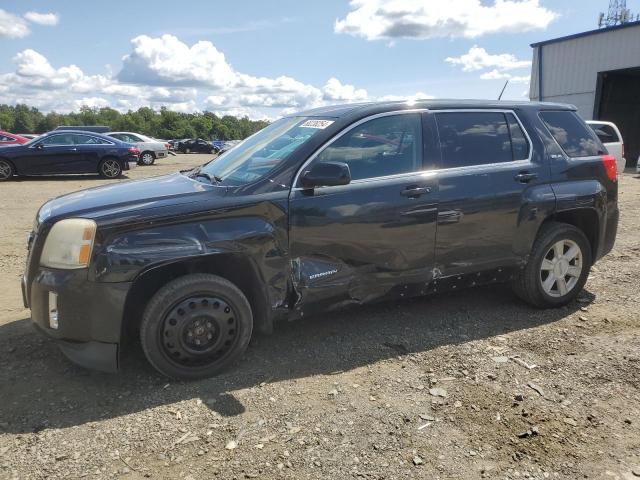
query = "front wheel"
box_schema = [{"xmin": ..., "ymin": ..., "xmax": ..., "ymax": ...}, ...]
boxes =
[
  {"xmin": 512, "ymin": 222, "xmax": 592, "ymax": 308},
  {"xmin": 140, "ymin": 274, "xmax": 253, "ymax": 380},
  {"xmin": 99, "ymin": 158, "xmax": 123, "ymax": 178},
  {"xmin": 0, "ymin": 159, "xmax": 14, "ymax": 181}
]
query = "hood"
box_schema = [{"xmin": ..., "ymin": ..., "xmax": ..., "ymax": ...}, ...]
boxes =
[{"xmin": 37, "ymin": 172, "xmax": 225, "ymax": 225}]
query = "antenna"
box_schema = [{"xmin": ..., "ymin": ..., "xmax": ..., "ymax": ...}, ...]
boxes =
[
  {"xmin": 598, "ymin": 0, "xmax": 638, "ymax": 27},
  {"xmin": 498, "ymin": 80, "xmax": 509, "ymax": 101}
]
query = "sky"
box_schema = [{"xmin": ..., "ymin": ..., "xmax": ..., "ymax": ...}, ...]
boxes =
[{"xmin": 0, "ymin": 0, "xmax": 634, "ymax": 120}]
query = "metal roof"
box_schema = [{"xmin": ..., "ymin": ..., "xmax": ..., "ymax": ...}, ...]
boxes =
[{"xmin": 531, "ymin": 20, "xmax": 640, "ymax": 48}]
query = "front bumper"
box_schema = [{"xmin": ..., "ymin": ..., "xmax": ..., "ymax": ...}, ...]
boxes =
[{"xmin": 23, "ymin": 267, "xmax": 132, "ymax": 372}]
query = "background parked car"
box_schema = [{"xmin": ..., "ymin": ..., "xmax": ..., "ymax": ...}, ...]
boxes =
[
  {"xmin": 55, "ymin": 126, "xmax": 111, "ymax": 134},
  {"xmin": 587, "ymin": 120, "xmax": 625, "ymax": 172},
  {"xmin": 217, "ymin": 140, "xmax": 242, "ymax": 155},
  {"xmin": 0, "ymin": 131, "xmax": 29, "ymax": 145},
  {"xmin": 16, "ymin": 133, "xmax": 39, "ymax": 140},
  {"xmin": 107, "ymin": 132, "xmax": 169, "ymax": 165},
  {"xmin": 175, "ymin": 138, "xmax": 214, "ymax": 154},
  {"xmin": 0, "ymin": 130, "xmax": 139, "ymax": 181}
]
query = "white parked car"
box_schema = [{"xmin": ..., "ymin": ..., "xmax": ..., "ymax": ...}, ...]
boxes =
[
  {"xmin": 106, "ymin": 132, "xmax": 169, "ymax": 166},
  {"xmin": 586, "ymin": 120, "xmax": 625, "ymax": 172}
]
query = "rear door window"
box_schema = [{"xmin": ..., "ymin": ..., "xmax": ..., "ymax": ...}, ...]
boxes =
[
  {"xmin": 73, "ymin": 134, "xmax": 111, "ymax": 145},
  {"xmin": 540, "ymin": 111, "xmax": 604, "ymax": 157},
  {"xmin": 435, "ymin": 112, "xmax": 516, "ymax": 168}
]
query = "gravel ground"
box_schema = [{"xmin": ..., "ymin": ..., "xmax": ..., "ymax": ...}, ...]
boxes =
[{"xmin": 0, "ymin": 157, "xmax": 639, "ymax": 480}]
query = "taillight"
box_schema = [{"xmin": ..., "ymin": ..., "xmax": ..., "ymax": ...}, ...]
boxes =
[
  {"xmin": 621, "ymin": 143, "xmax": 625, "ymax": 160},
  {"xmin": 128, "ymin": 146, "xmax": 140, "ymax": 155},
  {"xmin": 602, "ymin": 154, "xmax": 617, "ymax": 182}
]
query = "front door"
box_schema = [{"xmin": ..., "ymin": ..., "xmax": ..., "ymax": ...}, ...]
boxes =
[
  {"xmin": 22, "ymin": 133, "xmax": 84, "ymax": 174},
  {"xmin": 289, "ymin": 112, "xmax": 438, "ymax": 314},
  {"xmin": 432, "ymin": 110, "xmax": 551, "ymax": 279}
]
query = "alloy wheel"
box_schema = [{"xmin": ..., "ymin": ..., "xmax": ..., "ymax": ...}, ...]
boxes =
[
  {"xmin": 540, "ymin": 239, "xmax": 583, "ymax": 297},
  {"xmin": 101, "ymin": 159, "xmax": 121, "ymax": 178},
  {"xmin": 0, "ymin": 160, "xmax": 11, "ymax": 180}
]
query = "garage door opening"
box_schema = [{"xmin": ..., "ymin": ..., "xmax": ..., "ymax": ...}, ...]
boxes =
[{"xmin": 595, "ymin": 67, "xmax": 640, "ymax": 169}]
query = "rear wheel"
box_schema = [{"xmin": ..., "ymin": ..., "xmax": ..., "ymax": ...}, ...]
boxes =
[
  {"xmin": 99, "ymin": 158, "xmax": 123, "ymax": 179},
  {"xmin": 140, "ymin": 274, "xmax": 253, "ymax": 380},
  {"xmin": 139, "ymin": 151, "xmax": 155, "ymax": 166},
  {"xmin": 0, "ymin": 159, "xmax": 14, "ymax": 181},
  {"xmin": 512, "ymin": 222, "xmax": 592, "ymax": 308}
]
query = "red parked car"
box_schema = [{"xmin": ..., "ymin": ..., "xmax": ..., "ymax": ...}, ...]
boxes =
[{"xmin": 0, "ymin": 131, "xmax": 29, "ymax": 145}]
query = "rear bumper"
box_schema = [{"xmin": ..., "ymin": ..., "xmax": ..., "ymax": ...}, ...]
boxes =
[
  {"xmin": 599, "ymin": 205, "xmax": 619, "ymax": 260},
  {"xmin": 23, "ymin": 267, "xmax": 131, "ymax": 372}
]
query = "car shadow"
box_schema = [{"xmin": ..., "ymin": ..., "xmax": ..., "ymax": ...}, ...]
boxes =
[{"xmin": 0, "ymin": 285, "xmax": 594, "ymax": 433}]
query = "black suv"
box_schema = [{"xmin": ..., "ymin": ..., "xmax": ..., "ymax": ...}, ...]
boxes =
[{"xmin": 23, "ymin": 101, "xmax": 619, "ymax": 379}]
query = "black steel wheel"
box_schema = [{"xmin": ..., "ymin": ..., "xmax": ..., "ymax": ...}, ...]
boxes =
[{"xmin": 140, "ymin": 274, "xmax": 253, "ymax": 379}]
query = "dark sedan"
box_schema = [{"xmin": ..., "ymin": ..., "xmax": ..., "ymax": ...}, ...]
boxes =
[
  {"xmin": 175, "ymin": 138, "xmax": 214, "ymax": 154},
  {"xmin": 0, "ymin": 131, "xmax": 140, "ymax": 181}
]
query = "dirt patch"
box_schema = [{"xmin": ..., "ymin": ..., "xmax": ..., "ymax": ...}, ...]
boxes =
[{"xmin": 1, "ymin": 161, "xmax": 639, "ymax": 480}]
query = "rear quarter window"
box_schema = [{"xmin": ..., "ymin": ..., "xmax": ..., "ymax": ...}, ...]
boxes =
[{"xmin": 540, "ymin": 111, "xmax": 604, "ymax": 158}]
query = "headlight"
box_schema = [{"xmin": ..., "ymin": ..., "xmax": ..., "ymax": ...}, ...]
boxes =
[{"xmin": 40, "ymin": 219, "xmax": 97, "ymax": 269}]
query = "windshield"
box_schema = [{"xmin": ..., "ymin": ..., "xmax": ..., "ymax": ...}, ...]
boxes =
[{"xmin": 197, "ymin": 117, "xmax": 332, "ymax": 185}]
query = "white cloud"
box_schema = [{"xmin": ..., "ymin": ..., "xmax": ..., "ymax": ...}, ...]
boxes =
[
  {"xmin": 335, "ymin": 0, "xmax": 557, "ymax": 41},
  {"xmin": 0, "ymin": 35, "xmax": 433, "ymax": 119},
  {"xmin": 0, "ymin": 9, "xmax": 30, "ymax": 39},
  {"xmin": 323, "ymin": 77, "xmax": 368, "ymax": 101},
  {"xmin": 118, "ymin": 34, "xmax": 237, "ymax": 88},
  {"xmin": 446, "ymin": 46, "xmax": 531, "ymax": 72},
  {"xmin": 24, "ymin": 11, "xmax": 59, "ymax": 26}
]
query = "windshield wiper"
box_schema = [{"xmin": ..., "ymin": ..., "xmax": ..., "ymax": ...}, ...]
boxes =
[{"xmin": 189, "ymin": 167, "xmax": 222, "ymax": 184}]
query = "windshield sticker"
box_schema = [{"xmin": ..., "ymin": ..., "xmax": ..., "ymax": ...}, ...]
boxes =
[{"xmin": 299, "ymin": 120, "xmax": 335, "ymax": 129}]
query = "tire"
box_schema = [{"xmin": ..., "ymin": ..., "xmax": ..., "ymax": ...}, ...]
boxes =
[
  {"xmin": 139, "ymin": 151, "xmax": 155, "ymax": 166},
  {"xmin": 140, "ymin": 274, "xmax": 253, "ymax": 380},
  {"xmin": 512, "ymin": 222, "xmax": 592, "ymax": 308},
  {"xmin": 0, "ymin": 158, "xmax": 14, "ymax": 181},
  {"xmin": 99, "ymin": 158, "xmax": 123, "ymax": 179}
]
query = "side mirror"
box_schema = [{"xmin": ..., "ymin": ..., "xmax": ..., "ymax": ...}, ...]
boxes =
[
  {"xmin": 34, "ymin": 143, "xmax": 44, "ymax": 150},
  {"xmin": 300, "ymin": 161, "xmax": 351, "ymax": 189}
]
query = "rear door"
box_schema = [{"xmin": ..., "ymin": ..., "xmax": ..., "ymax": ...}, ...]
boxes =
[
  {"xmin": 289, "ymin": 112, "xmax": 438, "ymax": 312},
  {"xmin": 432, "ymin": 110, "xmax": 552, "ymax": 278}
]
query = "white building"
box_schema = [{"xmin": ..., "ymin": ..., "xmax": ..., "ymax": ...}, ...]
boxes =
[{"xmin": 530, "ymin": 21, "xmax": 640, "ymax": 166}]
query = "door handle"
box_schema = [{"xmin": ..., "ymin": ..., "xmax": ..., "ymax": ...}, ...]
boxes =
[
  {"xmin": 514, "ymin": 171, "xmax": 538, "ymax": 183},
  {"xmin": 401, "ymin": 186, "xmax": 432, "ymax": 197}
]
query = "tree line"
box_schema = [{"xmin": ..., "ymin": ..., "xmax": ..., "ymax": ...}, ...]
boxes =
[{"xmin": 0, "ymin": 104, "xmax": 270, "ymax": 140}]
